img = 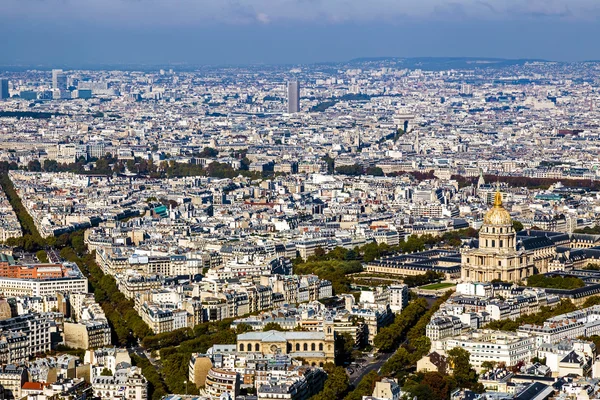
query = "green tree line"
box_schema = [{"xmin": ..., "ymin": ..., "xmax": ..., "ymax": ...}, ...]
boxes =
[{"xmin": 526, "ymin": 274, "xmax": 585, "ymax": 290}]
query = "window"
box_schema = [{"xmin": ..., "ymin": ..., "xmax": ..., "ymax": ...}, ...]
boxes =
[
  {"xmin": 319, "ymin": 343, "xmax": 323, "ymax": 351},
  {"xmin": 311, "ymin": 343, "xmax": 316, "ymax": 351},
  {"xmin": 255, "ymin": 343, "xmax": 260, "ymax": 351},
  {"xmin": 499, "ymin": 240, "xmax": 503, "ymax": 247},
  {"xmin": 304, "ymin": 343, "xmax": 308, "ymax": 351},
  {"xmin": 239, "ymin": 344, "xmax": 244, "ymax": 351},
  {"xmin": 296, "ymin": 343, "xmax": 300, "ymax": 351}
]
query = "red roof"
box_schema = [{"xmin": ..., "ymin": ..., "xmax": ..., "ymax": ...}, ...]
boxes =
[{"xmin": 22, "ymin": 382, "xmax": 44, "ymax": 390}]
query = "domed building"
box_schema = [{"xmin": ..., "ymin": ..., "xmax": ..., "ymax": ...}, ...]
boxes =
[{"xmin": 461, "ymin": 191, "xmax": 535, "ymax": 283}]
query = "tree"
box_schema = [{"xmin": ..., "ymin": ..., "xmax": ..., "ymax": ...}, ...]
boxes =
[
  {"xmin": 236, "ymin": 323, "xmax": 253, "ymax": 334},
  {"xmin": 512, "ymin": 221, "xmax": 524, "ymax": 232},
  {"xmin": 380, "ymin": 347, "xmax": 412, "ymax": 375},
  {"xmin": 447, "ymin": 348, "xmax": 482, "ymax": 392},
  {"xmin": 480, "ymin": 361, "xmax": 496, "ymax": 371},
  {"xmin": 373, "ymin": 327, "xmax": 396, "ymax": 353},
  {"xmin": 36, "ymin": 250, "xmax": 49, "ymax": 263},
  {"xmin": 263, "ymin": 322, "xmax": 284, "ymax": 331},
  {"xmin": 199, "ymin": 147, "xmax": 219, "ymax": 158},
  {"xmin": 422, "ymin": 371, "xmax": 452, "ymax": 400},
  {"xmin": 27, "ymin": 160, "xmax": 42, "ymax": 172},
  {"xmin": 403, "ymin": 378, "xmax": 434, "ymax": 400},
  {"xmin": 335, "ymin": 164, "xmax": 363, "ymax": 176},
  {"xmin": 313, "ymin": 247, "xmax": 327, "ymax": 260},
  {"xmin": 366, "ymin": 166, "xmax": 384, "ymax": 177},
  {"xmin": 43, "ymin": 159, "xmax": 59, "ymax": 172},
  {"xmin": 412, "ymin": 336, "xmax": 432, "ymax": 358},
  {"xmin": 526, "ymin": 274, "xmax": 584, "ymax": 290},
  {"xmin": 322, "ymin": 155, "xmax": 335, "ymax": 174},
  {"xmin": 100, "ymin": 368, "xmax": 113, "ymax": 376},
  {"xmin": 312, "ymin": 365, "xmax": 349, "ymax": 400},
  {"xmin": 344, "ymin": 371, "xmax": 379, "ymax": 400},
  {"xmin": 335, "ymin": 332, "xmax": 355, "ymax": 364}
]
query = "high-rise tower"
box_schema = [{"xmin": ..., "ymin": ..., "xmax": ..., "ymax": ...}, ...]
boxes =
[
  {"xmin": 52, "ymin": 69, "xmax": 68, "ymax": 90},
  {"xmin": 287, "ymin": 80, "xmax": 299, "ymax": 113},
  {"xmin": 0, "ymin": 79, "xmax": 8, "ymax": 99}
]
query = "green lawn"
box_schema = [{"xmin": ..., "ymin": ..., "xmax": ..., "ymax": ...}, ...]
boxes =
[{"xmin": 420, "ymin": 282, "xmax": 456, "ymax": 290}]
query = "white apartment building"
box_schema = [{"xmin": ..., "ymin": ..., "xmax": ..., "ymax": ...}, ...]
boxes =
[
  {"xmin": 0, "ymin": 276, "xmax": 88, "ymax": 297},
  {"xmin": 426, "ymin": 315, "xmax": 465, "ymax": 341},
  {"xmin": 389, "ymin": 284, "xmax": 409, "ymax": 313},
  {"xmin": 92, "ymin": 366, "xmax": 148, "ymax": 400},
  {"xmin": 441, "ymin": 330, "xmax": 535, "ymax": 370}
]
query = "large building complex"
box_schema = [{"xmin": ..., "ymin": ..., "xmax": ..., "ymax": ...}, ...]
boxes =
[{"xmin": 461, "ymin": 191, "xmax": 536, "ymax": 283}]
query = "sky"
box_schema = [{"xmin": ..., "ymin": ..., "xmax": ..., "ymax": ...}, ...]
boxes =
[{"xmin": 2, "ymin": 0, "xmax": 600, "ymax": 66}]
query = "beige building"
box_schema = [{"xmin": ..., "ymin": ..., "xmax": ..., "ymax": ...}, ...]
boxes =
[
  {"xmin": 64, "ymin": 320, "xmax": 111, "ymax": 349},
  {"xmin": 371, "ymin": 378, "xmax": 401, "ymax": 400},
  {"xmin": 0, "ymin": 366, "xmax": 26, "ymax": 400},
  {"xmin": 461, "ymin": 191, "xmax": 535, "ymax": 283},
  {"xmin": 189, "ymin": 354, "xmax": 214, "ymax": 388},
  {"xmin": 237, "ymin": 324, "xmax": 335, "ymax": 366},
  {"xmin": 205, "ymin": 368, "xmax": 239, "ymax": 399}
]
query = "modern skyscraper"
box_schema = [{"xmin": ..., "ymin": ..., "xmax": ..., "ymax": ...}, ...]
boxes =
[
  {"xmin": 287, "ymin": 80, "xmax": 300, "ymax": 113},
  {"xmin": 0, "ymin": 79, "xmax": 9, "ymax": 99},
  {"xmin": 52, "ymin": 69, "xmax": 68, "ymax": 91}
]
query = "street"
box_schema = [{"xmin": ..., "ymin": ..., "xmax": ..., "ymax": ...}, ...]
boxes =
[{"xmin": 348, "ymin": 352, "xmax": 394, "ymax": 387}]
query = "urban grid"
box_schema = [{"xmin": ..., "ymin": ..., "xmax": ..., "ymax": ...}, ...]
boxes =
[{"xmin": 0, "ymin": 57, "xmax": 600, "ymax": 400}]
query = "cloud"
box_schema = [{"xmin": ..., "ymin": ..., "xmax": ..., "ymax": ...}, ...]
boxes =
[
  {"xmin": 3, "ymin": 0, "xmax": 600, "ymax": 26},
  {"xmin": 256, "ymin": 12, "xmax": 271, "ymax": 23}
]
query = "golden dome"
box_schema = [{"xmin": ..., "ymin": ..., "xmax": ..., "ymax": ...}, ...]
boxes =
[{"xmin": 483, "ymin": 191, "xmax": 512, "ymax": 225}]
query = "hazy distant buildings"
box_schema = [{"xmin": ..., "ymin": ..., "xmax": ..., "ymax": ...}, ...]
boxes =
[
  {"xmin": 0, "ymin": 79, "xmax": 9, "ymax": 99},
  {"xmin": 287, "ymin": 80, "xmax": 300, "ymax": 113},
  {"xmin": 52, "ymin": 69, "xmax": 68, "ymax": 91}
]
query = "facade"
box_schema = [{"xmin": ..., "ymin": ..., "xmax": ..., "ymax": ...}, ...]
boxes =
[
  {"xmin": 0, "ymin": 263, "xmax": 65, "ymax": 279},
  {"xmin": 0, "ymin": 332, "xmax": 28, "ymax": 364},
  {"xmin": 389, "ymin": 284, "xmax": 409, "ymax": 313},
  {"xmin": 140, "ymin": 303, "xmax": 174, "ymax": 334},
  {"xmin": 0, "ymin": 366, "xmax": 26, "ymax": 400},
  {"xmin": 461, "ymin": 191, "xmax": 535, "ymax": 283},
  {"xmin": 518, "ymin": 305, "xmax": 600, "ymax": 346},
  {"xmin": 0, "ymin": 276, "xmax": 88, "ymax": 297},
  {"xmin": 371, "ymin": 378, "xmax": 401, "ymax": 400},
  {"xmin": 0, "ymin": 79, "xmax": 8, "ymax": 99},
  {"xmin": 237, "ymin": 326, "xmax": 335, "ymax": 365},
  {"xmin": 92, "ymin": 366, "xmax": 148, "ymax": 400},
  {"xmin": 426, "ymin": 315, "xmax": 465, "ymax": 341},
  {"xmin": 204, "ymin": 368, "xmax": 239, "ymax": 399},
  {"xmin": 287, "ymin": 81, "xmax": 300, "ymax": 113},
  {"xmin": 0, "ymin": 313, "xmax": 53, "ymax": 356},
  {"xmin": 256, "ymin": 368, "xmax": 326, "ymax": 400},
  {"xmin": 64, "ymin": 320, "xmax": 112, "ymax": 349},
  {"xmin": 440, "ymin": 330, "xmax": 535, "ymax": 371},
  {"xmin": 52, "ymin": 69, "xmax": 68, "ymax": 91},
  {"xmin": 365, "ymin": 249, "xmax": 462, "ymax": 279}
]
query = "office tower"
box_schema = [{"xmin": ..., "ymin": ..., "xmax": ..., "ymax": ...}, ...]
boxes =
[
  {"xmin": 0, "ymin": 79, "xmax": 9, "ymax": 99},
  {"xmin": 287, "ymin": 80, "xmax": 300, "ymax": 113},
  {"xmin": 52, "ymin": 69, "xmax": 68, "ymax": 90}
]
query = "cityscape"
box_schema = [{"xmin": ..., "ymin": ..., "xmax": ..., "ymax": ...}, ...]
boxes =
[{"xmin": 1, "ymin": 48, "xmax": 600, "ymax": 400}]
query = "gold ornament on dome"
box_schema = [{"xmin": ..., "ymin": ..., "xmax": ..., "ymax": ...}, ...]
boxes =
[{"xmin": 483, "ymin": 190, "xmax": 512, "ymax": 225}]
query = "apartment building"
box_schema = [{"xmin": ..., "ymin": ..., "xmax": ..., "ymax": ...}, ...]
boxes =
[
  {"xmin": 441, "ymin": 330, "xmax": 535, "ymax": 371},
  {"xmin": 92, "ymin": 366, "xmax": 148, "ymax": 400}
]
